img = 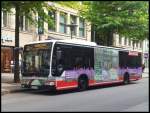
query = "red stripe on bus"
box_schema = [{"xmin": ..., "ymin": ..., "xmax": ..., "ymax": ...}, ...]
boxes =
[
  {"xmin": 118, "ymin": 75, "xmax": 141, "ymax": 81},
  {"xmin": 89, "ymin": 80, "xmax": 95, "ymax": 85},
  {"xmin": 118, "ymin": 76, "xmax": 123, "ymax": 80},
  {"xmin": 56, "ymin": 75, "xmax": 141, "ymax": 90},
  {"xmin": 56, "ymin": 80, "xmax": 78, "ymax": 89},
  {"xmin": 89, "ymin": 80, "xmax": 123, "ymax": 86},
  {"xmin": 130, "ymin": 75, "xmax": 140, "ymax": 79},
  {"xmin": 57, "ymin": 85, "xmax": 78, "ymax": 90},
  {"xmin": 130, "ymin": 75, "xmax": 141, "ymax": 81}
]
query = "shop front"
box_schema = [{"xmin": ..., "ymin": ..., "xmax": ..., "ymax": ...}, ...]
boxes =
[{"xmin": 1, "ymin": 46, "xmax": 14, "ymax": 73}]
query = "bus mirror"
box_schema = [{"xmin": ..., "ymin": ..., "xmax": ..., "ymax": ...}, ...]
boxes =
[
  {"xmin": 56, "ymin": 50, "xmax": 62, "ymax": 60},
  {"xmin": 14, "ymin": 47, "xmax": 23, "ymax": 58},
  {"xmin": 14, "ymin": 47, "xmax": 23, "ymax": 53}
]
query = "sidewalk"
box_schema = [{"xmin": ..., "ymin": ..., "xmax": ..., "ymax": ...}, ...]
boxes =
[
  {"xmin": 142, "ymin": 72, "xmax": 149, "ymax": 78},
  {"xmin": 1, "ymin": 71, "xmax": 149, "ymax": 96},
  {"xmin": 142, "ymin": 68, "xmax": 149, "ymax": 78},
  {"xmin": 1, "ymin": 73, "xmax": 27, "ymax": 96},
  {"xmin": 1, "ymin": 83, "xmax": 24, "ymax": 95}
]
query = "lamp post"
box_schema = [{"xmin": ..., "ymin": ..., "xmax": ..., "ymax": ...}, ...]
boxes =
[
  {"xmin": 38, "ymin": 15, "xmax": 44, "ymax": 41},
  {"xmin": 38, "ymin": 25, "xmax": 44, "ymax": 41},
  {"xmin": 66, "ymin": 23, "xmax": 78, "ymax": 39}
]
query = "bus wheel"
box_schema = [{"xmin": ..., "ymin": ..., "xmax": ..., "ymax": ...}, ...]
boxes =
[
  {"xmin": 124, "ymin": 73, "xmax": 130, "ymax": 85},
  {"xmin": 78, "ymin": 76, "xmax": 88, "ymax": 91}
]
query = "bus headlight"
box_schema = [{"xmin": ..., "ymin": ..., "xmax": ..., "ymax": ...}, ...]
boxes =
[
  {"xmin": 49, "ymin": 82, "xmax": 55, "ymax": 86},
  {"xmin": 45, "ymin": 81, "xmax": 55, "ymax": 86}
]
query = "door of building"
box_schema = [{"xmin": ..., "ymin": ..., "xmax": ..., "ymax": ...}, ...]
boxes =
[{"xmin": 1, "ymin": 47, "xmax": 13, "ymax": 73}]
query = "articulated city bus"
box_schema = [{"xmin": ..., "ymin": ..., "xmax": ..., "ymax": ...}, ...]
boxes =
[{"xmin": 21, "ymin": 39, "xmax": 142, "ymax": 91}]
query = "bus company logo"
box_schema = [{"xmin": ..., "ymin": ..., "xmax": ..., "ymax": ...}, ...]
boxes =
[{"xmin": 128, "ymin": 51, "xmax": 138, "ymax": 56}]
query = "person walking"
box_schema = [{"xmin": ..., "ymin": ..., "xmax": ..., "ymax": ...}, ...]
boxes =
[{"xmin": 142, "ymin": 63, "xmax": 145, "ymax": 72}]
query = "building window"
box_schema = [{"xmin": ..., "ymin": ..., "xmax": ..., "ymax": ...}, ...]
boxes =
[
  {"xmin": 139, "ymin": 42, "xmax": 142, "ymax": 48},
  {"xmin": 3, "ymin": 11, "xmax": 7, "ymax": 27},
  {"xmin": 19, "ymin": 16, "xmax": 30, "ymax": 31},
  {"xmin": 124, "ymin": 37, "xmax": 127, "ymax": 45},
  {"xmin": 129, "ymin": 39, "xmax": 131, "ymax": 46},
  {"xmin": 19, "ymin": 16, "xmax": 24, "ymax": 31},
  {"xmin": 59, "ymin": 13, "xmax": 67, "ymax": 33},
  {"xmin": 48, "ymin": 10, "xmax": 56, "ymax": 31},
  {"xmin": 70, "ymin": 15, "xmax": 77, "ymax": 36},
  {"xmin": 119, "ymin": 36, "xmax": 122, "ymax": 45},
  {"xmin": 2, "ymin": 11, "xmax": 13, "ymax": 28},
  {"xmin": 79, "ymin": 18, "xmax": 85, "ymax": 37},
  {"xmin": 135, "ymin": 42, "xmax": 138, "ymax": 48},
  {"xmin": 25, "ymin": 16, "xmax": 29, "ymax": 31},
  {"xmin": 19, "ymin": 16, "xmax": 29, "ymax": 31}
]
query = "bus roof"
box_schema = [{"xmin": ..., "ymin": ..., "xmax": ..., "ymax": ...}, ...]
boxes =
[
  {"xmin": 25, "ymin": 39, "xmax": 141, "ymax": 53},
  {"xmin": 26, "ymin": 39, "xmax": 97, "ymax": 46}
]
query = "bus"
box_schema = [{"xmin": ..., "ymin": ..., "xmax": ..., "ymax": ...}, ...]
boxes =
[{"xmin": 21, "ymin": 39, "xmax": 142, "ymax": 91}]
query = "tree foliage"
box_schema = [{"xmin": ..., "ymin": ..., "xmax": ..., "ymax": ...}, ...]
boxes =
[
  {"xmin": 56, "ymin": 1, "xmax": 83, "ymax": 11},
  {"xmin": 81, "ymin": 1, "xmax": 149, "ymax": 42},
  {"xmin": 1, "ymin": 1, "xmax": 55, "ymax": 29}
]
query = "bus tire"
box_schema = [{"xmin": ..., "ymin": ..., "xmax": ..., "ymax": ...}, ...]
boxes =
[
  {"xmin": 123, "ymin": 73, "xmax": 130, "ymax": 85},
  {"xmin": 78, "ymin": 75, "xmax": 88, "ymax": 91}
]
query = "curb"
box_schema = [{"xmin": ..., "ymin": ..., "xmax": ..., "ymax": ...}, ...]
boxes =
[
  {"xmin": 142, "ymin": 75, "xmax": 149, "ymax": 78},
  {"xmin": 1, "ymin": 88, "xmax": 29, "ymax": 96},
  {"xmin": 142, "ymin": 77, "xmax": 149, "ymax": 78},
  {"xmin": 142, "ymin": 76, "xmax": 149, "ymax": 78},
  {"xmin": 142, "ymin": 73, "xmax": 149, "ymax": 78},
  {"xmin": 1, "ymin": 90, "xmax": 10, "ymax": 96}
]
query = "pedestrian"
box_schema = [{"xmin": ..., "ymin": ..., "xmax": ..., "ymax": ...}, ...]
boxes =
[{"xmin": 142, "ymin": 63, "xmax": 145, "ymax": 72}]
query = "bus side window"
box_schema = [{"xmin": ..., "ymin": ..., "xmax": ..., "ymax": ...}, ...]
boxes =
[{"xmin": 75, "ymin": 57, "xmax": 83, "ymax": 69}]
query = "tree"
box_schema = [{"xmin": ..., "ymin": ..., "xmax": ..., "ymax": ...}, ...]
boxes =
[
  {"xmin": 1, "ymin": 1, "xmax": 55, "ymax": 83},
  {"xmin": 2, "ymin": 1, "xmax": 83, "ymax": 83},
  {"xmin": 81, "ymin": 1, "xmax": 149, "ymax": 46}
]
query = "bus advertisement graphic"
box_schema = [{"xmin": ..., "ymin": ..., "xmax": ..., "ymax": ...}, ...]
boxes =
[{"xmin": 94, "ymin": 48, "xmax": 118, "ymax": 81}]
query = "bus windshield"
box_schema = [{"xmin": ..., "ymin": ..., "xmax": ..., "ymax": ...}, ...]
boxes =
[{"xmin": 22, "ymin": 42, "xmax": 52, "ymax": 77}]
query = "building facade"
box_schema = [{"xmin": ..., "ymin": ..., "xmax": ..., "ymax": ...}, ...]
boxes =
[
  {"xmin": 1, "ymin": 2, "xmax": 91, "ymax": 73},
  {"xmin": 113, "ymin": 33, "xmax": 143, "ymax": 51},
  {"xmin": 1, "ymin": 8, "xmax": 35, "ymax": 73},
  {"xmin": 113, "ymin": 33, "xmax": 149, "ymax": 72}
]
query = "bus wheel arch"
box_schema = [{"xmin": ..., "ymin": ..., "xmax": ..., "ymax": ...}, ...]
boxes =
[
  {"xmin": 123, "ymin": 72, "xmax": 130, "ymax": 84},
  {"xmin": 78, "ymin": 74, "xmax": 89, "ymax": 91}
]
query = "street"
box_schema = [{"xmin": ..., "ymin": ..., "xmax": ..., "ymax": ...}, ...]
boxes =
[{"xmin": 2, "ymin": 78, "xmax": 149, "ymax": 112}]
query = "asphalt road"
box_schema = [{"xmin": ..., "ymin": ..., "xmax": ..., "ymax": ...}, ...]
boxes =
[{"xmin": 2, "ymin": 78, "xmax": 149, "ymax": 112}]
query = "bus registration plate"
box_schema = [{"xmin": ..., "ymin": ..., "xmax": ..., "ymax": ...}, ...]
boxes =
[{"xmin": 31, "ymin": 86, "xmax": 38, "ymax": 89}]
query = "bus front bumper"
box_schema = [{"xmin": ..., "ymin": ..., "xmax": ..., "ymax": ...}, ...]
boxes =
[
  {"xmin": 21, "ymin": 79, "xmax": 56, "ymax": 90},
  {"xmin": 21, "ymin": 84, "xmax": 56, "ymax": 90}
]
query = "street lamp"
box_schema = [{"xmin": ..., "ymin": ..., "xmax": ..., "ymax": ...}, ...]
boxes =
[
  {"xmin": 66, "ymin": 23, "xmax": 78, "ymax": 39},
  {"xmin": 38, "ymin": 15, "xmax": 44, "ymax": 41}
]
